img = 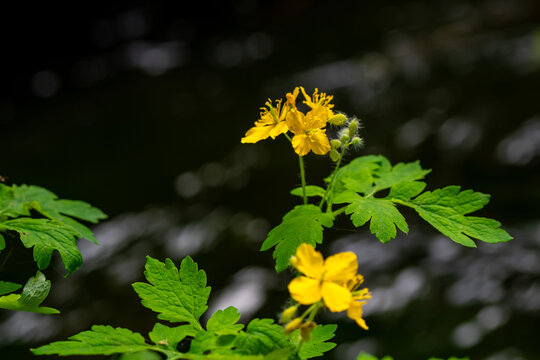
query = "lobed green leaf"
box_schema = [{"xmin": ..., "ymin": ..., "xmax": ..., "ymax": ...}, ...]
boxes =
[
  {"xmin": 0, "ymin": 281, "xmax": 21, "ymax": 296},
  {"xmin": 0, "ymin": 272, "xmax": 59, "ymax": 314},
  {"xmin": 207, "ymin": 306, "xmax": 245, "ymax": 335},
  {"xmin": 401, "ymin": 186, "xmax": 512, "ymax": 247},
  {"xmin": 261, "ymin": 205, "xmax": 333, "ymax": 272},
  {"xmin": 296, "ymin": 324, "xmax": 337, "ymax": 360},
  {"xmin": 31, "ymin": 325, "xmax": 149, "ymax": 355},
  {"xmin": 132, "ymin": 256, "xmax": 210, "ymax": 330},
  {"xmin": 2, "ymin": 218, "xmax": 82, "ymax": 273}
]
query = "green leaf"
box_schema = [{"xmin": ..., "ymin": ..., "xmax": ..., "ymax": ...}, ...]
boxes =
[
  {"xmin": 118, "ymin": 351, "xmax": 162, "ymax": 360},
  {"xmin": 31, "ymin": 325, "xmax": 150, "ymax": 355},
  {"xmin": 132, "ymin": 256, "xmax": 210, "ymax": 330},
  {"xmin": 0, "ymin": 271, "xmax": 59, "ymax": 314},
  {"xmin": 0, "ymin": 183, "xmax": 27, "ymax": 217},
  {"xmin": 356, "ymin": 353, "xmax": 394, "ymax": 360},
  {"xmin": 403, "ymin": 186, "xmax": 513, "ymax": 247},
  {"xmin": 297, "ymin": 324, "xmax": 337, "ymax": 360},
  {"xmin": 189, "ymin": 330, "xmax": 238, "ymax": 356},
  {"xmin": 261, "ymin": 205, "xmax": 333, "ymax": 273},
  {"xmin": 290, "ymin": 186, "xmax": 326, "ymax": 198},
  {"xmin": 207, "ymin": 306, "xmax": 245, "ymax": 335},
  {"xmin": 148, "ymin": 323, "xmax": 197, "ymax": 348},
  {"xmin": 0, "ymin": 233, "xmax": 5, "ymax": 251},
  {"xmin": 335, "ymin": 156, "xmax": 430, "ymax": 196},
  {"xmin": 0, "ymin": 281, "xmax": 21, "ymax": 296},
  {"xmin": 234, "ymin": 318, "xmax": 290, "ymax": 355},
  {"xmin": 2, "ymin": 218, "xmax": 81, "ymax": 273},
  {"xmin": 11, "ymin": 185, "xmax": 107, "ymax": 244},
  {"xmin": 342, "ymin": 197, "xmax": 408, "ymax": 243}
]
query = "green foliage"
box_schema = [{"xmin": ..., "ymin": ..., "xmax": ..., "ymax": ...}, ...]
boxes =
[
  {"xmin": 290, "ymin": 186, "xmax": 326, "ymax": 198},
  {"xmin": 328, "ymin": 155, "xmax": 511, "ymax": 246},
  {"xmin": 398, "ymin": 186, "xmax": 513, "ymax": 247},
  {"xmin": 0, "ymin": 271, "xmax": 59, "ymax": 314},
  {"xmin": 291, "ymin": 324, "xmax": 337, "ymax": 360},
  {"xmin": 0, "ymin": 281, "xmax": 21, "ymax": 296},
  {"xmin": 207, "ymin": 306, "xmax": 245, "ymax": 335},
  {"xmin": 260, "ymin": 205, "xmax": 333, "ymax": 272},
  {"xmin": 234, "ymin": 318, "xmax": 291, "ymax": 355},
  {"xmin": 2, "ymin": 218, "xmax": 81, "ymax": 273},
  {"xmin": 132, "ymin": 256, "xmax": 211, "ymax": 330},
  {"xmin": 0, "ymin": 182, "xmax": 107, "ymax": 313},
  {"xmin": 32, "ymin": 325, "xmax": 149, "ymax": 355},
  {"xmin": 356, "ymin": 352, "xmax": 394, "ymax": 360},
  {"xmin": 33, "ymin": 256, "xmax": 335, "ymax": 360},
  {"xmin": 355, "ymin": 354, "xmax": 469, "ymax": 360}
]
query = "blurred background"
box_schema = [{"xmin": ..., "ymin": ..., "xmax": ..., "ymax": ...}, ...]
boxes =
[{"xmin": 1, "ymin": 1, "xmax": 539, "ymax": 359}]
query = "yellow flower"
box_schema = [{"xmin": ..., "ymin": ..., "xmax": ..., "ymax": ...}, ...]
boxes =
[
  {"xmin": 288, "ymin": 243, "xmax": 358, "ymax": 312},
  {"xmin": 286, "ymin": 107, "xmax": 331, "ymax": 156},
  {"xmin": 346, "ymin": 277, "xmax": 371, "ymax": 330},
  {"xmin": 241, "ymin": 99, "xmax": 288, "ymax": 144},
  {"xmin": 300, "ymin": 87, "xmax": 334, "ymax": 120}
]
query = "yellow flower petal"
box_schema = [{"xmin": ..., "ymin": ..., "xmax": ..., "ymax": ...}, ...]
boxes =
[
  {"xmin": 308, "ymin": 130, "xmax": 331, "ymax": 155},
  {"xmin": 321, "ymin": 281, "xmax": 352, "ymax": 312},
  {"xmin": 347, "ymin": 301, "xmax": 369, "ymax": 330},
  {"xmin": 269, "ymin": 120, "xmax": 288, "ymax": 139},
  {"xmin": 286, "ymin": 109, "xmax": 306, "ymax": 135},
  {"xmin": 305, "ymin": 108, "xmax": 328, "ymax": 129},
  {"xmin": 292, "ymin": 134, "xmax": 311, "ymax": 157},
  {"xmin": 241, "ymin": 125, "xmax": 273, "ymax": 143},
  {"xmin": 324, "ymin": 251, "xmax": 358, "ymax": 283},
  {"xmin": 288, "ymin": 276, "xmax": 322, "ymax": 305},
  {"xmin": 294, "ymin": 243, "xmax": 324, "ymax": 278}
]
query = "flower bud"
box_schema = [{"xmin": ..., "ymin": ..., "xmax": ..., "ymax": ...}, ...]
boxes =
[
  {"xmin": 300, "ymin": 321, "xmax": 317, "ymax": 341},
  {"xmin": 285, "ymin": 318, "xmax": 303, "ymax": 333},
  {"xmin": 352, "ymin": 136, "xmax": 363, "ymax": 147},
  {"xmin": 349, "ymin": 118, "xmax": 358, "ymax": 135},
  {"xmin": 339, "ymin": 128, "xmax": 350, "ymax": 143},
  {"xmin": 279, "ymin": 305, "xmax": 298, "ymax": 324},
  {"xmin": 330, "ymin": 148, "xmax": 340, "ymax": 162},
  {"xmin": 330, "ymin": 139, "xmax": 342, "ymax": 149},
  {"xmin": 328, "ymin": 113, "xmax": 347, "ymax": 126}
]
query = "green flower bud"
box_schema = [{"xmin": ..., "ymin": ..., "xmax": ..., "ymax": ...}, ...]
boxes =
[
  {"xmin": 279, "ymin": 306, "xmax": 298, "ymax": 324},
  {"xmin": 328, "ymin": 113, "xmax": 347, "ymax": 126},
  {"xmin": 352, "ymin": 136, "xmax": 363, "ymax": 146},
  {"xmin": 285, "ymin": 318, "xmax": 303, "ymax": 333},
  {"xmin": 330, "ymin": 139, "xmax": 342, "ymax": 149},
  {"xmin": 330, "ymin": 148, "xmax": 340, "ymax": 162},
  {"xmin": 349, "ymin": 118, "xmax": 358, "ymax": 135}
]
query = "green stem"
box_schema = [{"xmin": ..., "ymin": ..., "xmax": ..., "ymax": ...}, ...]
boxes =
[
  {"xmin": 298, "ymin": 156, "xmax": 307, "ymax": 205},
  {"xmin": 319, "ymin": 144, "xmax": 349, "ymax": 211},
  {"xmin": 332, "ymin": 206, "xmax": 347, "ymax": 217},
  {"xmin": 283, "ymin": 133, "xmax": 308, "ymax": 205}
]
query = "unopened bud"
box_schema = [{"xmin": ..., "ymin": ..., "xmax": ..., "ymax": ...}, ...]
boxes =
[
  {"xmin": 279, "ymin": 306, "xmax": 298, "ymax": 324},
  {"xmin": 330, "ymin": 139, "xmax": 342, "ymax": 149},
  {"xmin": 328, "ymin": 113, "xmax": 347, "ymax": 126},
  {"xmin": 290, "ymin": 255, "xmax": 298, "ymax": 269},
  {"xmin": 300, "ymin": 321, "xmax": 317, "ymax": 341},
  {"xmin": 330, "ymin": 148, "xmax": 340, "ymax": 162},
  {"xmin": 285, "ymin": 318, "xmax": 303, "ymax": 333},
  {"xmin": 339, "ymin": 128, "xmax": 350, "ymax": 143},
  {"xmin": 352, "ymin": 136, "xmax": 363, "ymax": 146},
  {"xmin": 349, "ymin": 119, "xmax": 358, "ymax": 135}
]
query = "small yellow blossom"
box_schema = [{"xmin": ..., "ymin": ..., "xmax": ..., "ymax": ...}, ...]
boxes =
[
  {"xmin": 286, "ymin": 107, "xmax": 331, "ymax": 156},
  {"xmin": 241, "ymin": 99, "xmax": 288, "ymax": 144},
  {"xmin": 288, "ymin": 243, "xmax": 358, "ymax": 312},
  {"xmin": 300, "ymin": 87, "xmax": 334, "ymax": 120}
]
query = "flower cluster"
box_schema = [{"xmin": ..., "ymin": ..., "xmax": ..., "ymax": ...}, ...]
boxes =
[
  {"xmin": 287, "ymin": 243, "xmax": 371, "ymax": 330},
  {"xmin": 241, "ymin": 87, "xmax": 336, "ymax": 156}
]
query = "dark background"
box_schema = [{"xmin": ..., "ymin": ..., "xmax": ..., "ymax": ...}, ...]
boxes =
[{"xmin": 1, "ymin": 1, "xmax": 539, "ymax": 359}]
